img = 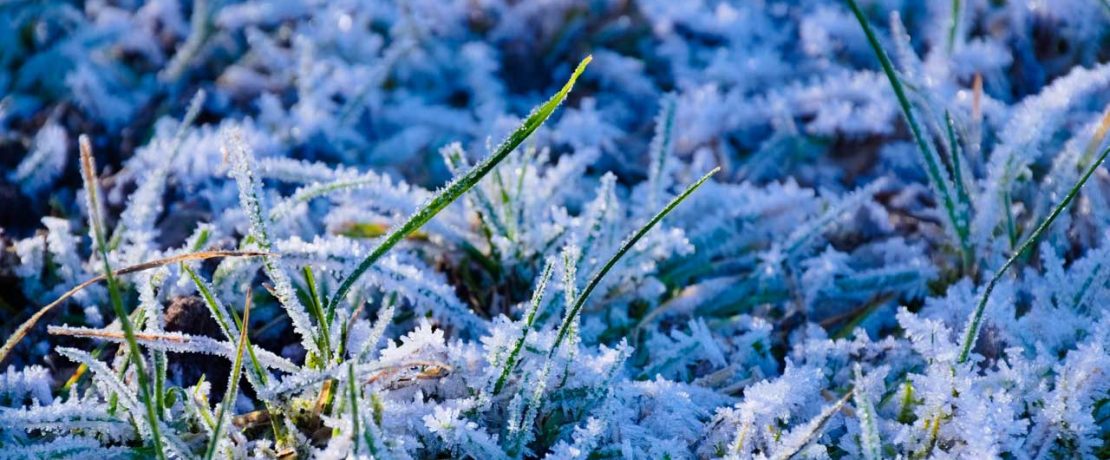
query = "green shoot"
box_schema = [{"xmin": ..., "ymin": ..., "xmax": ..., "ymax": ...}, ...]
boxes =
[
  {"xmin": 549, "ymin": 167, "xmax": 719, "ymax": 355},
  {"xmin": 853, "ymin": 366, "xmax": 882, "ymax": 460},
  {"xmin": 945, "ymin": 112, "xmax": 974, "ymax": 272},
  {"xmin": 348, "ymin": 362, "xmax": 361, "ymax": 453}
]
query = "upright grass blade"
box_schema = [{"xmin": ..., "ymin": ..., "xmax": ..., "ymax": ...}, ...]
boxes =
[
  {"xmin": 947, "ymin": 0, "xmax": 962, "ymax": 53},
  {"xmin": 945, "ymin": 112, "xmax": 974, "ymax": 272},
  {"xmin": 302, "ymin": 265, "xmax": 332, "ymax": 362},
  {"xmin": 326, "ymin": 55, "xmax": 592, "ymax": 313},
  {"xmin": 226, "ymin": 129, "xmax": 323, "ymax": 361},
  {"xmin": 647, "ymin": 94, "xmax": 677, "ymax": 211},
  {"xmin": 79, "ymin": 136, "xmax": 166, "ymax": 460},
  {"xmin": 492, "ymin": 259, "xmax": 555, "ymax": 395},
  {"xmin": 347, "ymin": 362, "xmax": 364, "ymax": 455},
  {"xmin": 205, "ymin": 287, "xmax": 252, "ymax": 460},
  {"xmin": 957, "ymin": 145, "xmax": 1110, "ymax": 363},
  {"xmin": 853, "ymin": 366, "xmax": 882, "ymax": 460},
  {"xmin": 846, "ymin": 0, "xmax": 972, "ymax": 266},
  {"xmin": 549, "ymin": 167, "xmax": 720, "ymax": 355}
]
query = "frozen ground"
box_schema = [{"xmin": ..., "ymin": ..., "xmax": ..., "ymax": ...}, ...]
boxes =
[{"xmin": 1, "ymin": 1, "xmax": 1109, "ymax": 458}]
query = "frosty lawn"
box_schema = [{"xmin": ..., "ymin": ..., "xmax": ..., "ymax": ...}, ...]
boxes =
[{"xmin": 1, "ymin": 1, "xmax": 1109, "ymax": 459}]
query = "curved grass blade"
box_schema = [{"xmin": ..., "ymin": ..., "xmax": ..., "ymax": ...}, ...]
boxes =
[
  {"xmin": 326, "ymin": 55, "xmax": 592, "ymax": 312},
  {"xmin": 0, "ymin": 250, "xmax": 266, "ymax": 366},
  {"xmin": 549, "ymin": 167, "xmax": 720, "ymax": 355},
  {"xmin": 957, "ymin": 145, "xmax": 1110, "ymax": 363}
]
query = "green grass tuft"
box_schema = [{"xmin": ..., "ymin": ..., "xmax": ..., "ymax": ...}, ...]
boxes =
[{"xmin": 550, "ymin": 167, "xmax": 720, "ymax": 355}]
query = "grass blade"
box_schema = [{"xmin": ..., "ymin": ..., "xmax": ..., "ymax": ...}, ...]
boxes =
[
  {"xmin": 79, "ymin": 135, "xmax": 166, "ymax": 460},
  {"xmin": 549, "ymin": 167, "xmax": 719, "ymax": 355},
  {"xmin": 947, "ymin": 0, "xmax": 962, "ymax": 52},
  {"xmin": 957, "ymin": 145, "xmax": 1110, "ymax": 363},
  {"xmin": 853, "ymin": 366, "xmax": 882, "ymax": 460},
  {"xmin": 945, "ymin": 111, "xmax": 974, "ymax": 271},
  {"xmin": 492, "ymin": 259, "xmax": 555, "ymax": 395},
  {"xmin": 205, "ymin": 287, "xmax": 252, "ymax": 460},
  {"xmin": 326, "ymin": 55, "xmax": 592, "ymax": 313},
  {"xmin": 303, "ymin": 265, "xmax": 332, "ymax": 362},
  {"xmin": 771, "ymin": 391, "xmax": 851, "ymax": 460},
  {"xmin": 226, "ymin": 128, "xmax": 324, "ymax": 360}
]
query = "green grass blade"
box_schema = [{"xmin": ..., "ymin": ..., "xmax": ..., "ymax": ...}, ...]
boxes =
[
  {"xmin": 182, "ymin": 265, "xmax": 238, "ymax": 339},
  {"xmin": 957, "ymin": 145, "xmax": 1110, "ymax": 363},
  {"xmin": 492, "ymin": 259, "xmax": 555, "ymax": 395},
  {"xmin": 79, "ymin": 136, "xmax": 166, "ymax": 460},
  {"xmin": 205, "ymin": 289, "xmax": 252, "ymax": 460},
  {"xmin": 946, "ymin": 111, "xmax": 974, "ymax": 271},
  {"xmin": 326, "ymin": 55, "xmax": 592, "ymax": 312},
  {"xmin": 846, "ymin": 0, "xmax": 972, "ymax": 265},
  {"xmin": 303, "ymin": 265, "xmax": 332, "ymax": 362},
  {"xmin": 947, "ymin": 0, "xmax": 962, "ymax": 52},
  {"xmin": 549, "ymin": 167, "xmax": 719, "ymax": 355}
]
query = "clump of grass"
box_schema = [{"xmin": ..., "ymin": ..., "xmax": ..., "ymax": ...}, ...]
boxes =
[
  {"xmin": 846, "ymin": 0, "xmax": 973, "ymax": 271},
  {"xmin": 327, "ymin": 55, "xmax": 594, "ymax": 315},
  {"xmin": 550, "ymin": 167, "xmax": 720, "ymax": 354}
]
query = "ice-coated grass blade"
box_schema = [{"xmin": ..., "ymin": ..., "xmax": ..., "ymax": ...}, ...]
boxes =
[
  {"xmin": 326, "ymin": 55, "xmax": 592, "ymax": 313},
  {"xmin": 79, "ymin": 136, "xmax": 166, "ymax": 460},
  {"xmin": 957, "ymin": 145, "xmax": 1110, "ymax": 363},
  {"xmin": 492, "ymin": 259, "xmax": 555, "ymax": 395},
  {"xmin": 205, "ymin": 287, "xmax": 252, "ymax": 460},
  {"xmin": 853, "ymin": 366, "xmax": 882, "ymax": 460},
  {"xmin": 226, "ymin": 128, "xmax": 323, "ymax": 360},
  {"xmin": 182, "ymin": 265, "xmax": 274, "ymax": 390},
  {"xmin": 347, "ymin": 362, "xmax": 362, "ymax": 453},
  {"xmin": 770, "ymin": 391, "xmax": 851, "ymax": 460},
  {"xmin": 647, "ymin": 94, "xmax": 677, "ymax": 211},
  {"xmin": 549, "ymin": 167, "xmax": 720, "ymax": 355},
  {"xmin": 846, "ymin": 0, "xmax": 972, "ymax": 266}
]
